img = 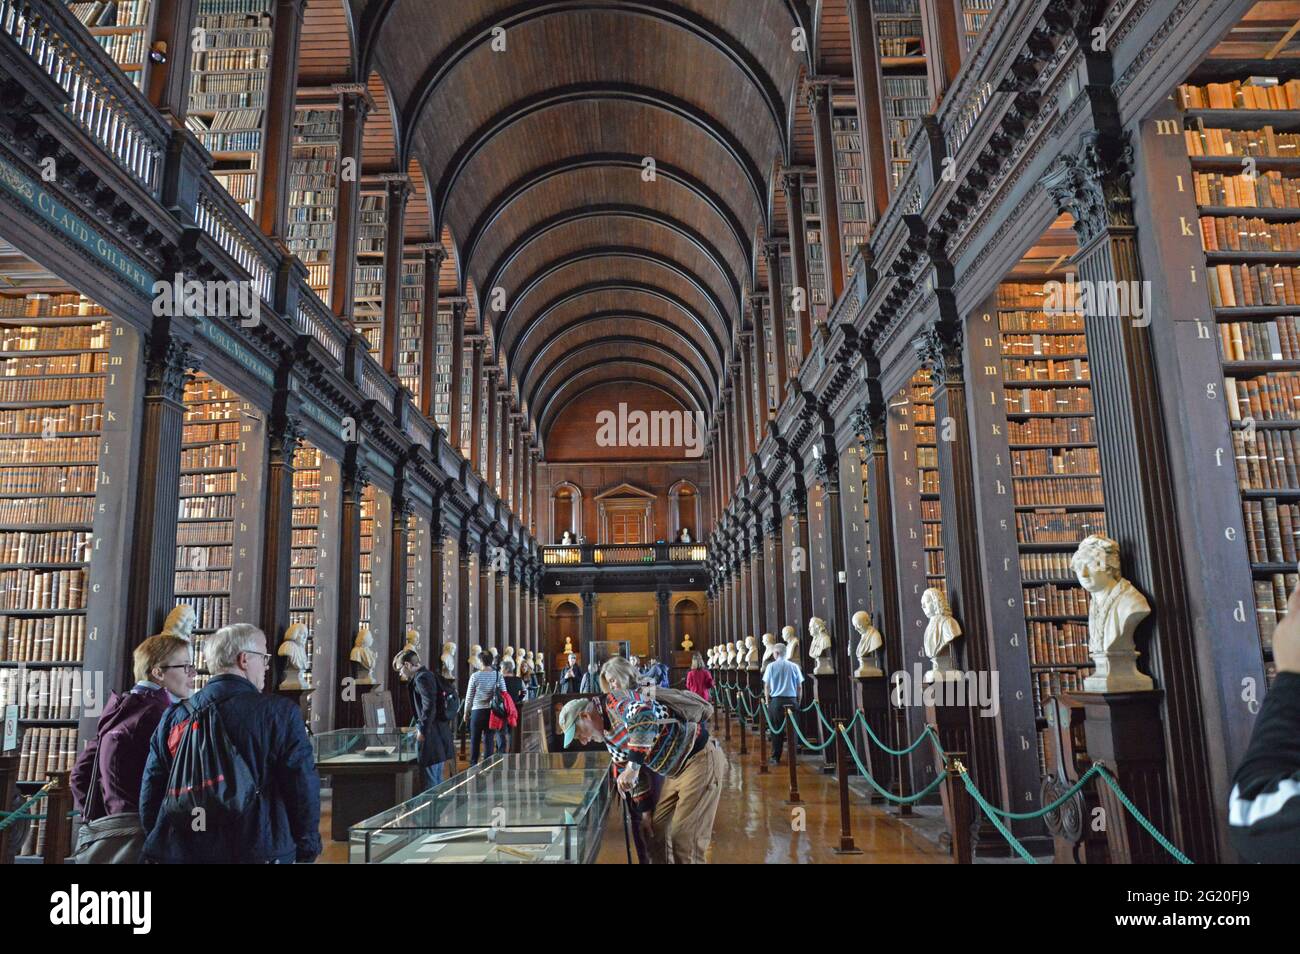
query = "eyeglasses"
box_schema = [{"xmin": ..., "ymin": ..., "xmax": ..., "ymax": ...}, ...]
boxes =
[
  {"xmin": 242, "ymin": 650, "xmax": 272, "ymax": 663},
  {"xmin": 159, "ymin": 664, "xmax": 197, "ymax": 674}
]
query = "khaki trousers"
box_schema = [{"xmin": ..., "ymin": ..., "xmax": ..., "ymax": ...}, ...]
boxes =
[{"xmin": 650, "ymin": 738, "xmax": 727, "ymax": 863}]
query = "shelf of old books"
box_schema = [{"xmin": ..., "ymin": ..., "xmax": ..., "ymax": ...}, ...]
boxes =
[
  {"xmin": 457, "ymin": 337, "xmax": 474, "ymax": 457},
  {"xmin": 960, "ymin": 0, "xmax": 993, "ymax": 55},
  {"xmin": 872, "ymin": 0, "xmax": 929, "ymax": 192},
  {"xmin": 353, "ymin": 188, "xmax": 388, "ymax": 357},
  {"xmin": 910, "ymin": 368, "xmax": 945, "ymax": 596},
  {"xmin": 831, "ymin": 96, "xmax": 869, "ymax": 272},
  {"xmin": 760, "ymin": 297, "xmax": 779, "ymax": 414},
  {"xmin": 186, "ymin": 0, "xmax": 274, "ymax": 217},
  {"xmin": 66, "ymin": 0, "xmax": 158, "ymax": 90},
  {"xmin": 801, "ymin": 180, "xmax": 829, "ymax": 328},
  {"xmin": 286, "ymin": 97, "xmax": 343, "ymax": 301},
  {"xmin": 290, "ymin": 444, "xmax": 324, "ymax": 694},
  {"xmin": 360, "ymin": 483, "xmax": 375, "ymax": 634},
  {"xmin": 779, "ymin": 250, "xmax": 800, "ymax": 374},
  {"xmin": 432, "ymin": 303, "xmax": 454, "ymax": 432},
  {"xmin": 1177, "ymin": 75, "xmax": 1300, "ymax": 681},
  {"xmin": 398, "ymin": 254, "xmax": 424, "ymax": 406},
  {"xmin": 996, "ymin": 279, "xmax": 1106, "ymax": 772}
]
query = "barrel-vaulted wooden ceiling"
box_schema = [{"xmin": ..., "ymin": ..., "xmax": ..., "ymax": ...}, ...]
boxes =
[{"xmin": 327, "ymin": 0, "xmax": 847, "ymax": 449}]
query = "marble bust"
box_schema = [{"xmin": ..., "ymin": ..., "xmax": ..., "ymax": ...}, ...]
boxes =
[
  {"xmin": 162, "ymin": 604, "xmax": 197, "ymax": 642},
  {"xmin": 707, "ymin": 646, "xmax": 717, "ymax": 668},
  {"xmin": 681, "ymin": 633, "xmax": 693, "ymax": 652},
  {"xmin": 1072, "ymin": 535, "xmax": 1154, "ymax": 693},
  {"xmin": 781, "ymin": 625, "xmax": 800, "ymax": 665},
  {"xmin": 678, "ymin": 527, "xmax": 692, "ymax": 544},
  {"xmin": 560, "ymin": 530, "xmax": 574, "ymax": 545},
  {"xmin": 277, "ymin": 622, "xmax": 310, "ymax": 690},
  {"xmin": 851, "ymin": 611, "xmax": 884, "ymax": 678},
  {"xmin": 441, "ymin": 641, "xmax": 456, "ymax": 677},
  {"xmin": 760, "ymin": 633, "xmax": 777, "ymax": 667},
  {"xmin": 562, "ymin": 636, "xmax": 574, "ymax": 655},
  {"xmin": 502, "ymin": 645, "xmax": 515, "ymax": 669},
  {"xmin": 808, "ymin": 617, "xmax": 834, "ymax": 675},
  {"xmin": 403, "ymin": 629, "xmax": 419, "ymax": 654},
  {"xmin": 725, "ymin": 641, "xmax": 738, "ymax": 668},
  {"xmin": 921, "ymin": 588, "xmax": 961, "ymax": 683},
  {"xmin": 350, "ymin": 627, "xmax": 377, "ymax": 685},
  {"xmin": 469, "ymin": 643, "xmax": 483, "ymax": 672},
  {"xmin": 743, "ymin": 635, "xmax": 759, "ymax": 670}
]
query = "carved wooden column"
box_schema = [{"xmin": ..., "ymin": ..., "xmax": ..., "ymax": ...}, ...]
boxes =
[
  {"xmin": 781, "ymin": 170, "xmax": 813, "ymax": 365},
  {"xmin": 484, "ymin": 370, "xmax": 499, "ymax": 490},
  {"xmin": 764, "ymin": 497, "xmax": 786, "ymax": 640},
  {"xmin": 387, "ymin": 489, "xmax": 410, "ymax": 682},
  {"xmin": 812, "ymin": 432, "xmax": 853, "ymax": 721},
  {"xmin": 258, "ymin": 0, "xmax": 306, "ymax": 239},
  {"xmin": 845, "ymin": 0, "xmax": 891, "ymax": 221},
  {"xmin": 478, "ymin": 533, "xmax": 495, "ymax": 652},
  {"xmin": 1042, "ymin": 30, "xmax": 1213, "ymax": 861},
  {"xmin": 749, "ymin": 507, "xmax": 768, "ymax": 643},
  {"xmin": 124, "ymin": 332, "xmax": 192, "ymax": 674},
  {"xmin": 259, "ymin": 400, "xmax": 303, "ymax": 691},
  {"xmin": 580, "ymin": 589, "xmax": 596, "ymax": 651},
  {"xmin": 330, "ymin": 84, "xmax": 373, "ymax": 319},
  {"xmin": 146, "ymin": 0, "xmax": 199, "ymax": 120},
  {"xmin": 497, "ymin": 392, "xmax": 512, "ymax": 501},
  {"xmin": 455, "ymin": 523, "xmax": 473, "ymax": 697},
  {"xmin": 428, "ymin": 506, "xmax": 445, "ymax": 662},
  {"xmin": 737, "ymin": 530, "xmax": 753, "ymax": 648},
  {"xmin": 751, "ymin": 298, "xmax": 772, "ymax": 437},
  {"xmin": 469, "ymin": 339, "xmax": 485, "ymax": 469},
  {"xmin": 913, "ymin": 314, "xmax": 1005, "ymax": 854},
  {"xmin": 655, "ymin": 588, "xmax": 671, "ymax": 660},
  {"xmin": 763, "ymin": 241, "xmax": 791, "ymax": 395},
  {"xmin": 738, "ymin": 334, "xmax": 757, "ymax": 460},
  {"xmin": 335, "ymin": 449, "xmax": 367, "ymax": 728},
  {"xmin": 380, "ymin": 174, "xmax": 413, "ymax": 376},
  {"xmin": 784, "ymin": 485, "xmax": 814, "ymax": 676},
  {"xmin": 919, "ymin": 0, "xmax": 963, "ymax": 107},
  {"xmin": 807, "ymin": 81, "xmax": 845, "ymax": 301},
  {"xmin": 419, "ymin": 245, "xmax": 447, "ymax": 418}
]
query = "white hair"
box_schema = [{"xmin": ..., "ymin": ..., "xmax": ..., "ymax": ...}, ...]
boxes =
[
  {"xmin": 502, "ymin": 659, "xmax": 516, "ymax": 674},
  {"xmin": 772, "ymin": 642, "xmax": 787, "ymax": 658},
  {"xmin": 206, "ymin": 623, "xmax": 265, "ymax": 672}
]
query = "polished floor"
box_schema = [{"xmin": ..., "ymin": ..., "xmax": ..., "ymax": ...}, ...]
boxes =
[{"xmin": 319, "ymin": 713, "xmax": 948, "ymax": 864}]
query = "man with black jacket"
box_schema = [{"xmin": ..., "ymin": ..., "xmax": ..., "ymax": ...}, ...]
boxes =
[
  {"xmin": 139, "ymin": 623, "xmax": 321, "ymax": 864},
  {"xmin": 1230, "ymin": 584, "xmax": 1300, "ymax": 862},
  {"xmin": 396, "ymin": 650, "xmax": 457, "ymax": 789}
]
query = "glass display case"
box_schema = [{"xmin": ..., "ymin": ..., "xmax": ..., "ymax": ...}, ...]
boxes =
[
  {"xmin": 587, "ymin": 640, "xmax": 631, "ymax": 668},
  {"xmin": 312, "ymin": 728, "xmax": 418, "ymax": 766},
  {"xmin": 348, "ymin": 752, "xmax": 613, "ymax": 864}
]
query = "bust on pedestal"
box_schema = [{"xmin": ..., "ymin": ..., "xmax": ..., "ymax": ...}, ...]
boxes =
[
  {"xmin": 1072, "ymin": 535, "xmax": 1153, "ymax": 692},
  {"xmin": 681, "ymin": 633, "xmax": 693, "ymax": 653},
  {"xmin": 278, "ymin": 622, "xmax": 311, "ymax": 690},
  {"xmin": 350, "ymin": 627, "xmax": 377, "ymax": 686},
  {"xmin": 162, "ymin": 604, "xmax": 197, "ymax": 642},
  {"xmin": 468, "ymin": 643, "xmax": 483, "ymax": 674},
  {"xmin": 921, "ymin": 588, "xmax": 961, "ymax": 684},
  {"xmin": 852, "ymin": 611, "xmax": 883, "ymax": 677},
  {"xmin": 441, "ymin": 641, "xmax": 456, "ymax": 678},
  {"xmin": 781, "ymin": 625, "xmax": 800, "ymax": 665},
  {"xmin": 760, "ymin": 633, "xmax": 777, "ymax": 669},
  {"xmin": 742, "ymin": 635, "xmax": 759, "ymax": 671},
  {"xmin": 808, "ymin": 617, "xmax": 834, "ymax": 675}
]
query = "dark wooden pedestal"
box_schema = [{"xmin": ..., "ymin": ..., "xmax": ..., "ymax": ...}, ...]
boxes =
[
  {"xmin": 925, "ymin": 697, "xmax": 973, "ymax": 862},
  {"xmin": 855, "ymin": 674, "xmax": 889, "ymax": 800},
  {"xmin": 1072, "ymin": 689, "xmax": 1175, "ymax": 864},
  {"xmin": 324, "ymin": 759, "xmax": 420, "ymax": 841},
  {"xmin": 744, "ymin": 669, "xmax": 763, "ymax": 727},
  {"xmin": 276, "ymin": 686, "xmax": 314, "ymax": 727},
  {"xmin": 814, "ymin": 672, "xmax": 838, "ymax": 772}
]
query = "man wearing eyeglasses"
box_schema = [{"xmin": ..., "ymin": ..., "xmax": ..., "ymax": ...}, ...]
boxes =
[{"xmin": 140, "ymin": 623, "xmax": 322, "ymax": 864}]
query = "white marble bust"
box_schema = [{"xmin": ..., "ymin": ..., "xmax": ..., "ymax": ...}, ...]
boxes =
[
  {"xmin": 403, "ymin": 629, "xmax": 419, "ymax": 654},
  {"xmin": 1072, "ymin": 535, "xmax": 1154, "ymax": 693},
  {"xmin": 852, "ymin": 610, "xmax": 883, "ymax": 677},
  {"xmin": 469, "ymin": 643, "xmax": 483, "ymax": 672},
  {"xmin": 162, "ymin": 604, "xmax": 197, "ymax": 642},
  {"xmin": 277, "ymin": 622, "xmax": 310, "ymax": 690},
  {"xmin": 441, "ymin": 641, "xmax": 456, "ymax": 678},
  {"xmin": 707, "ymin": 646, "xmax": 717, "ymax": 668},
  {"xmin": 502, "ymin": 645, "xmax": 515, "ymax": 669},
  {"xmin": 350, "ymin": 626, "xmax": 377, "ymax": 685},
  {"xmin": 725, "ymin": 641, "xmax": 737, "ymax": 669},
  {"xmin": 678, "ymin": 527, "xmax": 692, "ymax": 544},
  {"xmin": 742, "ymin": 635, "xmax": 759, "ymax": 670},
  {"xmin": 760, "ymin": 633, "xmax": 777, "ymax": 667},
  {"xmin": 808, "ymin": 617, "xmax": 834, "ymax": 675},
  {"xmin": 781, "ymin": 625, "xmax": 800, "ymax": 665},
  {"xmin": 921, "ymin": 588, "xmax": 961, "ymax": 683},
  {"xmin": 561, "ymin": 530, "xmax": 574, "ymax": 545}
]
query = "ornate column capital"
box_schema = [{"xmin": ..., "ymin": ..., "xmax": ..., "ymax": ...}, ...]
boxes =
[
  {"xmin": 913, "ymin": 320, "xmax": 965, "ymax": 388},
  {"xmin": 782, "ymin": 486, "xmax": 806, "ymax": 517},
  {"xmin": 1043, "ymin": 129, "xmax": 1135, "ymax": 246},
  {"xmin": 145, "ymin": 335, "xmax": 197, "ymax": 403}
]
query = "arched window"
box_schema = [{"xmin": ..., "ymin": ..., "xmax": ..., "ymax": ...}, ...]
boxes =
[{"xmin": 668, "ymin": 480, "xmax": 700, "ymax": 543}]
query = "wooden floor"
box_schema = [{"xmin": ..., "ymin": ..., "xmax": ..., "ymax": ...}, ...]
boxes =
[{"xmin": 317, "ymin": 720, "xmax": 949, "ymax": 865}]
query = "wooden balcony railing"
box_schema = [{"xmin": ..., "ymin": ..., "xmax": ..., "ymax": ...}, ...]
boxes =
[
  {"xmin": 1, "ymin": 0, "xmax": 165, "ymax": 194},
  {"xmin": 194, "ymin": 181, "xmax": 276, "ymax": 304},
  {"xmin": 294, "ymin": 289, "xmax": 348, "ymax": 365},
  {"xmin": 542, "ymin": 543, "xmax": 707, "ymax": 566}
]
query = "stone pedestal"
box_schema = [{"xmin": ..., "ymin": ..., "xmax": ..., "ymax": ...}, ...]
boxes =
[
  {"xmin": 855, "ymin": 675, "xmax": 890, "ymax": 800},
  {"xmin": 1071, "ymin": 689, "xmax": 1174, "ymax": 864}
]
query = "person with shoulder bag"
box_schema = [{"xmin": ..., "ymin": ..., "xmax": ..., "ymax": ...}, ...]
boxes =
[
  {"xmin": 395, "ymin": 649, "xmax": 458, "ymax": 789},
  {"xmin": 70, "ymin": 634, "xmax": 195, "ymax": 863}
]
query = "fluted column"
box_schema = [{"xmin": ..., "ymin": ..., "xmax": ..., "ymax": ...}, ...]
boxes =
[
  {"xmin": 469, "ymin": 340, "xmax": 485, "ymax": 468},
  {"xmin": 750, "ymin": 298, "xmax": 772, "ymax": 439},
  {"xmin": 763, "ymin": 241, "xmax": 791, "ymax": 395},
  {"xmin": 259, "ymin": 402, "xmax": 302, "ymax": 689},
  {"xmin": 419, "ymin": 245, "xmax": 447, "ymax": 418},
  {"xmin": 781, "ymin": 171, "xmax": 813, "ymax": 364},
  {"xmin": 807, "ymin": 82, "xmax": 845, "ymax": 302},
  {"xmin": 330, "ymin": 84, "xmax": 373, "ymax": 319},
  {"xmin": 335, "ymin": 449, "xmax": 367, "ymax": 728},
  {"xmin": 258, "ymin": 0, "xmax": 306, "ymax": 238}
]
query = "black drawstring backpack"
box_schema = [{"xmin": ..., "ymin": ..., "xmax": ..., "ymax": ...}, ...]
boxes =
[{"xmin": 162, "ymin": 699, "xmax": 259, "ymax": 822}]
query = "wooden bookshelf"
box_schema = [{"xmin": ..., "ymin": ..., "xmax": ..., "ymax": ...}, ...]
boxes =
[
  {"xmin": 353, "ymin": 188, "xmax": 388, "ymax": 356},
  {"xmin": 398, "ymin": 254, "xmax": 424, "ymax": 405},
  {"xmin": 960, "ymin": 0, "xmax": 994, "ymax": 55},
  {"xmin": 433, "ymin": 304, "xmax": 455, "ymax": 432},
  {"xmin": 872, "ymin": 0, "xmax": 929, "ymax": 192},
  {"xmin": 458, "ymin": 338, "xmax": 474, "ymax": 457},
  {"xmin": 911, "ymin": 368, "xmax": 946, "ymax": 595},
  {"xmin": 1176, "ymin": 79, "xmax": 1300, "ymax": 680},
  {"xmin": 66, "ymin": 1, "xmax": 158, "ymax": 90},
  {"xmin": 286, "ymin": 99, "xmax": 342, "ymax": 301},
  {"xmin": 360, "ymin": 483, "xmax": 375, "ymax": 633},
  {"xmin": 831, "ymin": 101, "xmax": 870, "ymax": 270},
  {"xmin": 801, "ymin": 181, "xmax": 829, "ymax": 327},
  {"xmin": 186, "ymin": 0, "xmax": 274, "ymax": 217},
  {"xmin": 779, "ymin": 250, "xmax": 799, "ymax": 373},
  {"xmin": 289, "ymin": 442, "xmax": 323, "ymax": 718}
]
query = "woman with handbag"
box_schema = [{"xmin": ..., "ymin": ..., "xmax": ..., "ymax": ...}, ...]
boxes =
[
  {"xmin": 70, "ymin": 634, "xmax": 195, "ymax": 863},
  {"xmin": 461, "ymin": 651, "xmax": 507, "ymax": 765}
]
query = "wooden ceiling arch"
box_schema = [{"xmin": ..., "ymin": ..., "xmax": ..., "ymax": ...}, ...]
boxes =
[
  {"xmin": 527, "ymin": 339, "xmax": 712, "ymax": 418},
  {"xmin": 524, "ymin": 330, "xmax": 715, "ymax": 408},
  {"xmin": 539, "ymin": 368, "xmax": 704, "ymax": 437}
]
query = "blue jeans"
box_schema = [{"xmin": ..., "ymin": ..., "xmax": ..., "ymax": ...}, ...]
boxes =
[{"xmin": 423, "ymin": 762, "xmax": 444, "ymax": 791}]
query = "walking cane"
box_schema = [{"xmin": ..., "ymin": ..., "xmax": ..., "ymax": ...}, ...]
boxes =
[{"xmin": 621, "ymin": 793, "xmax": 633, "ymax": 864}]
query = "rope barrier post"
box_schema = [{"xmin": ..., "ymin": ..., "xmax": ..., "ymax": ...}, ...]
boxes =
[
  {"xmin": 724, "ymin": 695, "xmax": 732, "ymax": 742},
  {"xmin": 758, "ymin": 698, "xmax": 769, "ymax": 773},
  {"xmin": 0, "ymin": 752, "xmax": 16, "ymax": 861},
  {"xmin": 784, "ymin": 707, "xmax": 801, "ymax": 805},
  {"xmin": 940, "ymin": 754, "xmax": 973, "ymax": 865},
  {"xmin": 737, "ymin": 699, "xmax": 748, "ymax": 755},
  {"xmin": 833, "ymin": 721, "xmax": 862, "ymax": 855},
  {"xmin": 41, "ymin": 770, "xmax": 73, "ymax": 865}
]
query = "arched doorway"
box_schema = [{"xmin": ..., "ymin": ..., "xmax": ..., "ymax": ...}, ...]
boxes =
[
  {"xmin": 547, "ymin": 599, "xmax": 581, "ymax": 678},
  {"xmin": 551, "ymin": 482, "xmax": 581, "ymax": 543},
  {"xmin": 668, "ymin": 480, "xmax": 700, "ymax": 543}
]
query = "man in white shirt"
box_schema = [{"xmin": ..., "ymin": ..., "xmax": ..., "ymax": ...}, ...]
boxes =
[{"xmin": 761, "ymin": 642, "xmax": 804, "ymax": 765}]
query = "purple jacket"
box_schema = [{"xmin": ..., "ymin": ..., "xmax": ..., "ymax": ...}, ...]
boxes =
[{"xmin": 71, "ymin": 684, "xmax": 169, "ymax": 819}]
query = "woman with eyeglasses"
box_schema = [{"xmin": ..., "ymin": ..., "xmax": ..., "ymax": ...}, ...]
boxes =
[{"xmin": 71, "ymin": 633, "xmax": 196, "ymax": 863}]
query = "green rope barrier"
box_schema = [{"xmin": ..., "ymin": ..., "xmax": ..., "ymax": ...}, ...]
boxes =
[
  {"xmin": 811, "ymin": 702, "xmax": 835, "ymax": 733},
  {"xmin": 837, "ymin": 727, "xmax": 948, "ymax": 804},
  {"xmin": 972, "ymin": 764, "xmax": 1103, "ymax": 821},
  {"xmin": 0, "ymin": 784, "xmax": 51, "ymax": 833},
  {"xmin": 789, "ymin": 717, "xmax": 836, "ymax": 751},
  {"xmin": 1094, "ymin": 764, "xmax": 1194, "ymax": 865},
  {"xmin": 956, "ymin": 767, "xmax": 1037, "ymax": 864}
]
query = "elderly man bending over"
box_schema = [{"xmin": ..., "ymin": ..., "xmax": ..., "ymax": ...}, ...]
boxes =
[{"xmin": 558, "ymin": 656, "xmax": 725, "ymax": 863}]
